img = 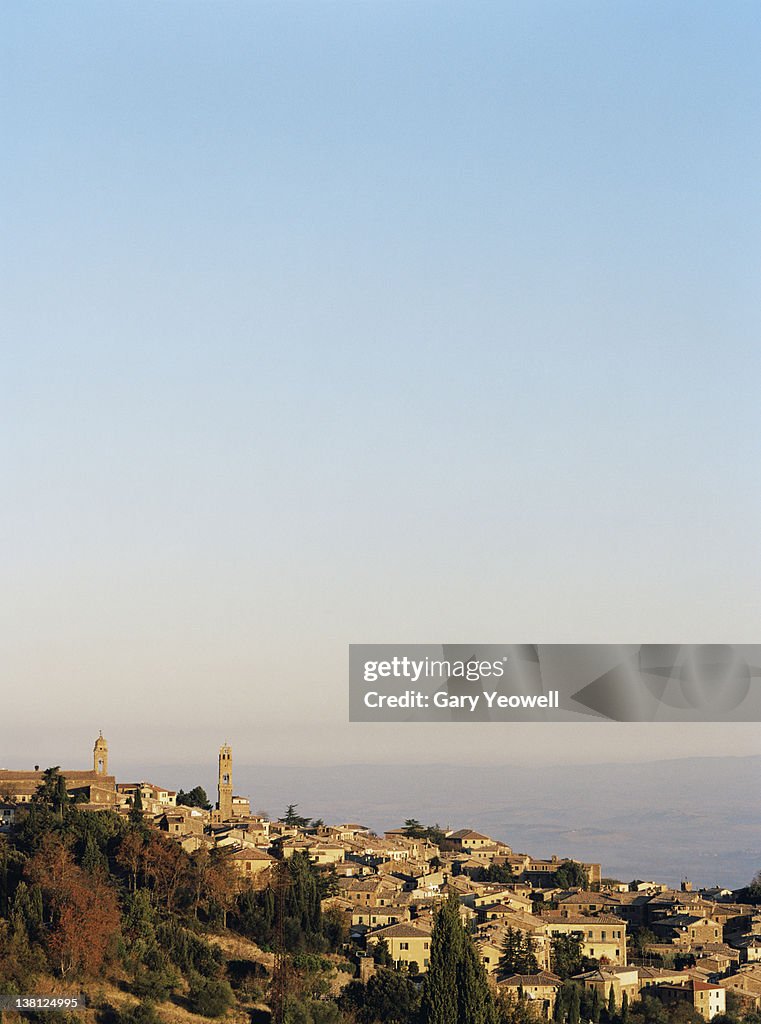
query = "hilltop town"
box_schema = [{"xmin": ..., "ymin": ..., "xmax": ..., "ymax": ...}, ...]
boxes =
[{"xmin": 2, "ymin": 736, "xmax": 761, "ymax": 1024}]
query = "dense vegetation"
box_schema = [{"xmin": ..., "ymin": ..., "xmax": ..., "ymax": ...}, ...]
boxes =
[
  {"xmin": 4, "ymin": 777, "xmax": 761, "ymax": 1024},
  {"xmin": 0, "ymin": 771, "xmax": 346, "ymax": 1023}
]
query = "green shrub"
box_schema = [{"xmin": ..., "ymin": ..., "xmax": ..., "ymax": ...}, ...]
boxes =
[
  {"xmin": 131, "ymin": 965, "xmax": 180, "ymax": 1001},
  {"xmin": 118, "ymin": 1003, "xmax": 162, "ymax": 1024},
  {"xmin": 186, "ymin": 976, "xmax": 235, "ymax": 1017}
]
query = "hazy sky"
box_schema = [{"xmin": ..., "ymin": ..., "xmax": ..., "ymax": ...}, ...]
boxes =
[{"xmin": 3, "ymin": 2, "xmax": 761, "ymax": 772}]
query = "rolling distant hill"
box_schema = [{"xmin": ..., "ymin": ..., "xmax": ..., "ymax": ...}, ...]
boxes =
[{"xmin": 129, "ymin": 755, "xmax": 761, "ymax": 890}]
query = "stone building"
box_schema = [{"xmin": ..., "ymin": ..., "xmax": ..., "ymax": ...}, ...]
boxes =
[{"xmin": 0, "ymin": 733, "xmax": 118, "ymax": 810}]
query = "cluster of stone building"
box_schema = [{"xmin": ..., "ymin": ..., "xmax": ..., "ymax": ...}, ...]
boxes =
[
  {"xmin": 0, "ymin": 736, "xmax": 277, "ymax": 882},
  {"xmin": 315, "ymin": 835, "xmax": 761, "ymax": 1022},
  {"xmin": 3, "ymin": 738, "xmax": 761, "ymax": 1021},
  {"xmin": 470, "ymin": 879, "xmax": 761, "ymax": 1022},
  {"xmin": 331, "ymin": 847, "xmax": 761, "ymax": 1019}
]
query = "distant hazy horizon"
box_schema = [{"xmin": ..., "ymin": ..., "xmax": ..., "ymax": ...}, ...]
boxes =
[
  {"xmin": 5, "ymin": 732, "xmax": 757, "ymax": 888},
  {"xmin": 107, "ymin": 753, "xmax": 761, "ymax": 891}
]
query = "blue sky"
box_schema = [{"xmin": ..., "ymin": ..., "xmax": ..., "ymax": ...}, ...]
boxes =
[{"xmin": 2, "ymin": 1, "xmax": 761, "ymax": 768}]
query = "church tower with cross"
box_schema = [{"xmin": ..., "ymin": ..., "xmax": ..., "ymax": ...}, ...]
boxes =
[{"xmin": 93, "ymin": 732, "xmax": 108, "ymax": 775}]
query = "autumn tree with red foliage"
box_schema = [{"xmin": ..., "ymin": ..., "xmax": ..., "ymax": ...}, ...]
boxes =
[
  {"xmin": 47, "ymin": 874, "xmax": 120, "ymax": 976},
  {"xmin": 142, "ymin": 832, "xmax": 190, "ymax": 913},
  {"xmin": 25, "ymin": 835, "xmax": 120, "ymax": 977}
]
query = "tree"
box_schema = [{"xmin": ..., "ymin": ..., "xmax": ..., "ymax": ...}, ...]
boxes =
[
  {"xmin": 483, "ymin": 863, "xmax": 517, "ymax": 884},
  {"xmin": 421, "ymin": 895, "xmax": 461, "ymax": 1024},
  {"xmin": 630, "ymin": 995, "xmax": 670, "ymax": 1024},
  {"xmin": 401, "ymin": 819, "xmax": 447, "ymax": 845},
  {"xmin": 32, "ymin": 768, "xmax": 71, "ymax": 819},
  {"xmin": 459, "ymin": 936, "xmax": 497, "ymax": 1024},
  {"xmin": 205, "ymin": 848, "xmax": 238, "ymax": 928},
  {"xmin": 553, "ymin": 861, "xmax": 589, "ymax": 890},
  {"xmin": 322, "ymin": 904, "xmax": 349, "ymax": 951},
  {"xmin": 81, "ymin": 833, "xmax": 107, "ymax": 874},
  {"xmin": 421, "ymin": 893, "xmax": 496, "ymax": 1024},
  {"xmin": 117, "ymin": 1002, "xmax": 162, "ymax": 1024},
  {"xmin": 130, "ymin": 786, "xmax": 144, "ymax": 824},
  {"xmin": 232, "ymin": 851, "xmax": 327, "ymax": 952},
  {"xmin": 371, "ymin": 938, "xmax": 391, "ymax": 967},
  {"xmin": 9, "ymin": 880, "xmax": 44, "ymax": 946},
  {"xmin": 498, "ymin": 990, "xmax": 536, "ymax": 1024},
  {"xmin": 117, "ymin": 829, "xmax": 146, "ymax": 891},
  {"xmin": 187, "ymin": 974, "xmax": 235, "ymax": 1017},
  {"xmin": 46, "ymin": 873, "xmax": 120, "ymax": 976},
  {"xmin": 25, "ymin": 834, "xmax": 80, "ymax": 913},
  {"xmin": 340, "ymin": 968, "xmax": 421, "ymax": 1024},
  {"xmin": 403, "ymin": 819, "xmax": 425, "ymax": 838},
  {"xmin": 567, "ymin": 985, "xmax": 581, "ymax": 1024},
  {"xmin": 499, "ymin": 928, "xmax": 539, "ymax": 979},
  {"xmin": 551, "ymin": 934, "xmax": 585, "ymax": 980},
  {"xmin": 142, "ymin": 833, "xmax": 190, "ymax": 914},
  {"xmin": 631, "ymin": 926, "xmax": 657, "ymax": 957},
  {"xmin": 283, "ymin": 805, "xmax": 311, "ymax": 828},
  {"xmin": 734, "ymin": 869, "xmax": 761, "ymax": 906},
  {"xmin": 176, "ymin": 786, "xmax": 212, "ymax": 811},
  {"xmin": 553, "ymin": 986, "xmax": 565, "ymax": 1023},
  {"xmin": 499, "ymin": 928, "xmax": 521, "ymax": 978}
]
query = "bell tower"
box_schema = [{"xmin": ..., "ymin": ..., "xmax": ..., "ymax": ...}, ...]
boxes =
[
  {"xmin": 217, "ymin": 743, "xmax": 233, "ymax": 821},
  {"xmin": 93, "ymin": 732, "xmax": 108, "ymax": 775}
]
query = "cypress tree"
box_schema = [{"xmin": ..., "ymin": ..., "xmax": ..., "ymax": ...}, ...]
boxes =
[
  {"xmin": 130, "ymin": 786, "xmax": 144, "ymax": 824},
  {"xmin": 568, "ymin": 985, "xmax": 581, "ymax": 1024},
  {"xmin": 82, "ymin": 833, "xmax": 106, "ymax": 874},
  {"xmin": 608, "ymin": 984, "xmax": 617, "ymax": 1018},
  {"xmin": 422, "ymin": 892, "xmax": 497, "ymax": 1024},
  {"xmin": 421, "ymin": 894, "xmax": 461, "ymax": 1024},
  {"xmin": 581, "ymin": 987, "xmax": 594, "ymax": 1021},
  {"xmin": 457, "ymin": 932, "xmax": 496, "ymax": 1024},
  {"xmin": 554, "ymin": 986, "xmax": 566, "ymax": 1023},
  {"xmin": 55, "ymin": 774, "xmax": 69, "ymax": 818}
]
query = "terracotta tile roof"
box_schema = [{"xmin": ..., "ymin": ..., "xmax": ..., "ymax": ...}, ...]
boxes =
[
  {"xmin": 230, "ymin": 848, "xmax": 274, "ymax": 861},
  {"xmin": 500, "ymin": 972, "xmax": 563, "ymax": 987},
  {"xmin": 541, "ymin": 911, "xmax": 626, "ymax": 925},
  {"xmin": 371, "ymin": 921, "xmax": 432, "ymax": 939}
]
